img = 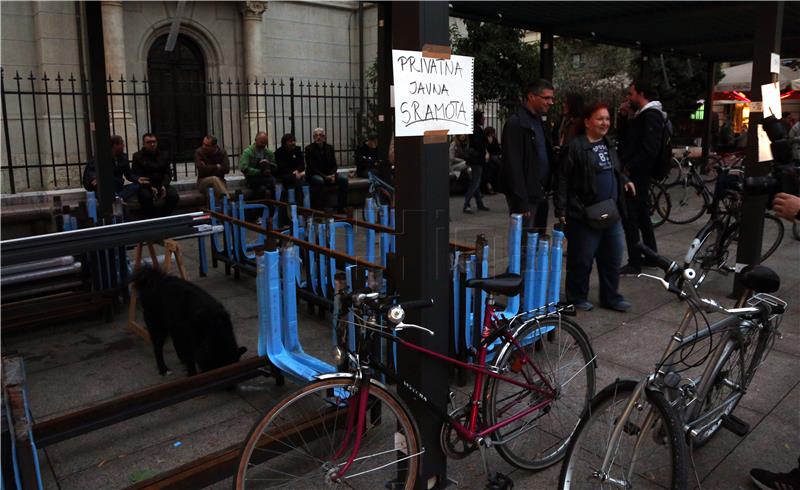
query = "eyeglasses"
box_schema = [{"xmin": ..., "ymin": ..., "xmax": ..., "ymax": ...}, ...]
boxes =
[{"xmin": 535, "ymin": 94, "xmax": 555, "ymax": 101}]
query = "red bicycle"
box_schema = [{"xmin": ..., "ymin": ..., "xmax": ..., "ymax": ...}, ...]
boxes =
[{"xmin": 235, "ymin": 273, "xmax": 596, "ymax": 489}]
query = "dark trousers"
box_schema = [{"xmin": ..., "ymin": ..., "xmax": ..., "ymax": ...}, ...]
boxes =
[
  {"xmin": 245, "ymin": 174, "xmax": 276, "ymax": 200},
  {"xmin": 506, "ymin": 197, "xmax": 550, "ymax": 233},
  {"xmin": 484, "ymin": 156, "xmax": 500, "ymax": 190},
  {"xmin": 464, "ymin": 164, "xmax": 484, "ymax": 208},
  {"xmin": 137, "ymin": 185, "xmax": 179, "ymax": 218},
  {"xmin": 565, "ymin": 219, "xmax": 625, "ymax": 305},
  {"xmin": 622, "ymin": 176, "xmax": 657, "ymax": 268},
  {"xmin": 279, "ymin": 174, "xmax": 306, "ymax": 204},
  {"xmin": 309, "ymin": 174, "xmax": 348, "ymax": 210}
]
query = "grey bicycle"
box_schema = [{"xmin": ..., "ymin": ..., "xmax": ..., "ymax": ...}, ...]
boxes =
[{"xmin": 559, "ymin": 244, "xmax": 786, "ymax": 489}]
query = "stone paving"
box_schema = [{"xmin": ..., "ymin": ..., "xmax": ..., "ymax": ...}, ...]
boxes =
[{"xmin": 3, "ymin": 192, "xmax": 798, "ymax": 489}]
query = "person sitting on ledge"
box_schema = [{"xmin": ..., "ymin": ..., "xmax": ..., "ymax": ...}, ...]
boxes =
[
  {"xmin": 195, "ymin": 134, "xmax": 230, "ymax": 200},
  {"xmin": 305, "ymin": 127, "xmax": 348, "ymax": 213},
  {"xmin": 131, "ymin": 133, "xmax": 179, "ymax": 218}
]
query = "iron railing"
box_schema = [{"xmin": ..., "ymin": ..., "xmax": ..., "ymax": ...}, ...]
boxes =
[
  {"xmin": 1, "ymin": 68, "xmax": 508, "ymax": 195},
  {"xmin": 1, "ymin": 68, "xmax": 379, "ymax": 194}
]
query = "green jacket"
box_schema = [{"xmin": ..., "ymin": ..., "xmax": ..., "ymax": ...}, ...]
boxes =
[{"xmin": 239, "ymin": 144, "xmax": 276, "ymax": 177}]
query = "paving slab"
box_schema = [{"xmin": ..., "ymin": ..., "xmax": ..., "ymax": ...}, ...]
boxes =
[{"xmin": 2, "ymin": 194, "xmax": 797, "ymax": 489}]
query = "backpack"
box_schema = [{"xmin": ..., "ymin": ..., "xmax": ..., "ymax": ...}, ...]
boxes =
[{"xmin": 652, "ymin": 114, "xmax": 674, "ymax": 181}]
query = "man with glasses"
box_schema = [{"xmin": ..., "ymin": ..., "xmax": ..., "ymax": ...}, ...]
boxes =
[
  {"xmin": 500, "ymin": 79, "xmax": 556, "ymax": 232},
  {"xmin": 132, "ymin": 133, "xmax": 179, "ymax": 218}
]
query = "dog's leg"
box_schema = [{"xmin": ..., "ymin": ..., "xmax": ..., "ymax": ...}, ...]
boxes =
[{"xmin": 151, "ymin": 333, "xmax": 172, "ymax": 376}]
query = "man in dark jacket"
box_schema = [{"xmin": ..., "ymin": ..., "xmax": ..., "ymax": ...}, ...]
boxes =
[
  {"xmin": 354, "ymin": 134, "xmax": 379, "ymax": 179},
  {"xmin": 274, "ymin": 133, "xmax": 306, "ymax": 202},
  {"xmin": 464, "ymin": 110, "xmax": 490, "ymax": 213},
  {"xmin": 83, "ymin": 135, "xmax": 138, "ymax": 200},
  {"xmin": 501, "ymin": 79, "xmax": 556, "ymax": 232},
  {"xmin": 132, "ymin": 133, "xmax": 179, "ymax": 218},
  {"xmin": 305, "ymin": 128, "xmax": 348, "ymax": 212},
  {"xmin": 617, "ymin": 79, "xmax": 665, "ymax": 275},
  {"xmin": 195, "ymin": 134, "xmax": 230, "ymax": 200}
]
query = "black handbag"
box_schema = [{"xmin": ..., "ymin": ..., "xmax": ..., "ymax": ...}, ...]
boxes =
[{"xmin": 584, "ymin": 198, "xmax": 620, "ymax": 230}]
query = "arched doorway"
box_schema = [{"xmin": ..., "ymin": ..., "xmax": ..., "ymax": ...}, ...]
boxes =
[{"xmin": 147, "ymin": 34, "xmax": 207, "ymax": 163}]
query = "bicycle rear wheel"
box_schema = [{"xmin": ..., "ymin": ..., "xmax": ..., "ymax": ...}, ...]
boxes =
[
  {"xmin": 650, "ymin": 182, "xmax": 671, "ymax": 228},
  {"xmin": 723, "ymin": 214, "xmax": 785, "ymax": 265},
  {"xmin": 559, "ymin": 379, "xmax": 688, "ymax": 490},
  {"xmin": 485, "ymin": 317, "xmax": 596, "ymax": 470},
  {"xmin": 235, "ymin": 377, "xmax": 420, "ymax": 489},
  {"xmin": 665, "ymin": 181, "xmax": 707, "ymax": 224}
]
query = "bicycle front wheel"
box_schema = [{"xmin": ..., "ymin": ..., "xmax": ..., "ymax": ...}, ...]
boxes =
[
  {"xmin": 665, "ymin": 181, "xmax": 707, "ymax": 224},
  {"xmin": 723, "ymin": 214, "xmax": 785, "ymax": 265},
  {"xmin": 235, "ymin": 377, "xmax": 420, "ymax": 490},
  {"xmin": 485, "ymin": 317, "xmax": 596, "ymax": 470},
  {"xmin": 559, "ymin": 379, "xmax": 688, "ymax": 490}
]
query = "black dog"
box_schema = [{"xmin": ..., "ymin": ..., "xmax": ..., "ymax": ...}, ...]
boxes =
[{"xmin": 133, "ymin": 267, "xmax": 246, "ymax": 376}]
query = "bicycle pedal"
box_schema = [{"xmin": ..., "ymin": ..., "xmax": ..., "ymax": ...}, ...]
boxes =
[
  {"xmin": 721, "ymin": 414, "xmax": 750, "ymax": 436},
  {"xmin": 485, "ymin": 472, "xmax": 514, "ymax": 490}
]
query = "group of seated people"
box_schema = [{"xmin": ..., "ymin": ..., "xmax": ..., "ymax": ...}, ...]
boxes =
[
  {"xmin": 84, "ymin": 127, "xmax": 376, "ymax": 219},
  {"xmin": 83, "ymin": 133, "xmax": 179, "ymax": 218}
]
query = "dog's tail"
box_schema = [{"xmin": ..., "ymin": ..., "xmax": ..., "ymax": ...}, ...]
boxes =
[{"xmin": 131, "ymin": 266, "xmax": 165, "ymax": 290}]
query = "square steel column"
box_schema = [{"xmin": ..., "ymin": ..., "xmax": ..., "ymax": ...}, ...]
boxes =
[
  {"xmin": 84, "ymin": 2, "xmax": 114, "ymax": 221},
  {"xmin": 734, "ymin": 1, "xmax": 783, "ymax": 295},
  {"xmin": 392, "ymin": 2, "xmax": 451, "ymax": 488},
  {"xmin": 539, "ymin": 29, "xmax": 554, "ymax": 81}
]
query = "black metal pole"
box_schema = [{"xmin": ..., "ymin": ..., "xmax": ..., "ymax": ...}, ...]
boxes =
[
  {"xmin": 734, "ymin": 1, "xmax": 783, "ymax": 296},
  {"xmin": 84, "ymin": 2, "xmax": 114, "ymax": 221},
  {"xmin": 357, "ymin": 1, "xmax": 365, "ymax": 140},
  {"xmin": 539, "ymin": 28, "xmax": 554, "ymax": 81},
  {"xmin": 392, "ymin": 2, "xmax": 450, "ymax": 488},
  {"xmin": 376, "ymin": 2, "xmax": 393, "ymax": 181},
  {"xmin": 701, "ymin": 61, "xmax": 716, "ymax": 163}
]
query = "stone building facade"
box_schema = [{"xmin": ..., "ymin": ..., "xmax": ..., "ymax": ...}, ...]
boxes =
[{"xmin": 0, "ymin": 1, "xmax": 378, "ymax": 193}]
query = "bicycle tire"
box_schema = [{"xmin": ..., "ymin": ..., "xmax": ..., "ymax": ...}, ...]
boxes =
[
  {"xmin": 235, "ymin": 376, "xmax": 420, "ymax": 490},
  {"xmin": 559, "ymin": 379, "xmax": 688, "ymax": 490},
  {"xmin": 650, "ymin": 182, "xmax": 671, "ymax": 228},
  {"xmin": 723, "ymin": 215, "xmax": 784, "ymax": 265},
  {"xmin": 485, "ymin": 317, "xmax": 596, "ymax": 471},
  {"xmin": 665, "ymin": 181, "xmax": 708, "ymax": 224}
]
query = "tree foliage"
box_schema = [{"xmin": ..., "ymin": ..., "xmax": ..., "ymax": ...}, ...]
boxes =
[
  {"xmin": 642, "ymin": 54, "xmax": 722, "ymax": 118},
  {"xmin": 554, "ymin": 37, "xmax": 636, "ymax": 110},
  {"xmin": 450, "ymin": 20, "xmax": 539, "ymax": 108}
]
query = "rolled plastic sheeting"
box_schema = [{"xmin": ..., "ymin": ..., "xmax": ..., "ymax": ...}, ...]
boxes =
[
  {"xmin": 1, "ymin": 262, "xmax": 82, "ymax": 287},
  {"xmin": 1, "ymin": 256, "xmax": 75, "ymax": 277}
]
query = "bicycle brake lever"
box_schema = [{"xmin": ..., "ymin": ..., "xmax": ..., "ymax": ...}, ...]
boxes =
[
  {"xmin": 637, "ymin": 273, "xmax": 670, "ymax": 289},
  {"xmin": 394, "ymin": 322, "xmax": 435, "ymax": 336}
]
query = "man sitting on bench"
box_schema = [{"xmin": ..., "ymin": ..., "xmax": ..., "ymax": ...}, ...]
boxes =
[
  {"xmin": 305, "ymin": 127, "xmax": 348, "ymax": 213},
  {"xmin": 131, "ymin": 133, "xmax": 179, "ymax": 218}
]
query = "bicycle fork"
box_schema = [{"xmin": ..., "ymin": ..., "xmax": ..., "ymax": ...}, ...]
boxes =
[
  {"xmin": 596, "ymin": 380, "xmax": 649, "ymax": 488},
  {"xmin": 333, "ymin": 377, "xmax": 372, "ymax": 480}
]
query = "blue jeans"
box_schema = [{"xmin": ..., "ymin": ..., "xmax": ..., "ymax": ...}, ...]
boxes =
[
  {"xmin": 565, "ymin": 219, "xmax": 625, "ymax": 306},
  {"xmin": 117, "ymin": 183, "xmax": 139, "ymax": 201},
  {"xmin": 464, "ymin": 164, "xmax": 484, "ymax": 208}
]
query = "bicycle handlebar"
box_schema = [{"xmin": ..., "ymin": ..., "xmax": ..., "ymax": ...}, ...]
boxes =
[{"xmin": 635, "ymin": 242, "xmax": 677, "ymax": 275}]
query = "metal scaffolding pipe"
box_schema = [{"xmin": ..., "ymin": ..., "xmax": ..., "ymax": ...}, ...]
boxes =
[
  {"xmin": 1, "ymin": 256, "xmax": 75, "ymax": 276},
  {"xmin": 1, "ymin": 262, "xmax": 83, "ymax": 287}
]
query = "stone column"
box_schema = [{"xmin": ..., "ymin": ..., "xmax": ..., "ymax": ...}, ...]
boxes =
[
  {"xmin": 101, "ymin": 1, "xmax": 135, "ymax": 151},
  {"xmin": 240, "ymin": 2, "xmax": 270, "ymax": 145}
]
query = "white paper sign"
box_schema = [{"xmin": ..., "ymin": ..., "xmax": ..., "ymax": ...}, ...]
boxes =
[
  {"xmin": 760, "ymin": 81, "xmax": 782, "ymax": 119},
  {"xmin": 392, "ymin": 49, "xmax": 474, "ymax": 137},
  {"xmin": 757, "ymin": 124, "xmax": 773, "ymax": 162},
  {"xmin": 770, "ymin": 53, "xmax": 780, "ymax": 75}
]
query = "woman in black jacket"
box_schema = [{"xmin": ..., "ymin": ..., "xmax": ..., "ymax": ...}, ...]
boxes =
[{"xmin": 554, "ymin": 102, "xmax": 636, "ymax": 312}]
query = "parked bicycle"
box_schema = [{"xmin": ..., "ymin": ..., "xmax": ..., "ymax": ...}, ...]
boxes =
[
  {"xmin": 235, "ymin": 274, "xmax": 597, "ymax": 489},
  {"xmin": 649, "ymin": 180, "xmax": 671, "ymax": 228},
  {"xmin": 559, "ymin": 244, "xmax": 786, "ymax": 489},
  {"xmin": 682, "ymin": 168, "xmax": 783, "ymax": 286}
]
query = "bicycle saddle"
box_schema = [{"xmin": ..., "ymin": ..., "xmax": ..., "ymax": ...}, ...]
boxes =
[
  {"xmin": 465, "ymin": 272, "xmax": 523, "ymax": 296},
  {"xmin": 741, "ymin": 265, "xmax": 780, "ymax": 293}
]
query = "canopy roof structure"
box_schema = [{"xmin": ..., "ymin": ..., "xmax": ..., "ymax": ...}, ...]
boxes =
[
  {"xmin": 449, "ymin": 1, "xmax": 800, "ymax": 62},
  {"xmin": 715, "ymin": 62, "xmax": 800, "ymax": 91}
]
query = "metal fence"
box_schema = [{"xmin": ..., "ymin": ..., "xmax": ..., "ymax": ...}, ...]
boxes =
[
  {"xmin": 0, "ymin": 67, "xmax": 512, "ymax": 195},
  {"xmin": 0, "ymin": 68, "xmax": 378, "ymax": 194}
]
